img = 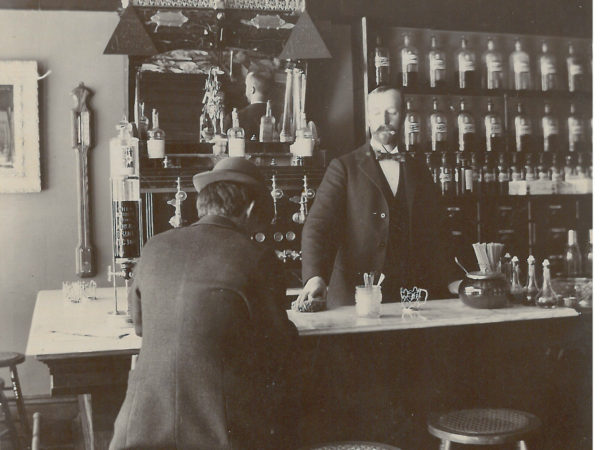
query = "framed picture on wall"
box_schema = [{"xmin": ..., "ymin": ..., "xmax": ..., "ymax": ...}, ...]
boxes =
[{"xmin": 0, "ymin": 60, "xmax": 40, "ymax": 193}]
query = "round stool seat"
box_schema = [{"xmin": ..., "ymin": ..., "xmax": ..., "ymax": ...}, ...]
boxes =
[
  {"xmin": 428, "ymin": 409, "xmax": 541, "ymax": 445},
  {"xmin": 0, "ymin": 352, "xmax": 25, "ymax": 368},
  {"xmin": 302, "ymin": 442, "xmax": 401, "ymax": 450}
]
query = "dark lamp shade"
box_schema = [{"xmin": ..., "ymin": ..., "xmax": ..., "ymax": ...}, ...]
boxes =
[
  {"xmin": 279, "ymin": 11, "xmax": 331, "ymax": 60},
  {"xmin": 104, "ymin": 6, "xmax": 158, "ymax": 56}
]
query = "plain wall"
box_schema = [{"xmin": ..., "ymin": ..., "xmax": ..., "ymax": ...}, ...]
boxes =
[{"xmin": 0, "ymin": 10, "xmax": 125, "ymax": 395}]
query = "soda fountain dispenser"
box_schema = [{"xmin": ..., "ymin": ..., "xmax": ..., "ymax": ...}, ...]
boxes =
[{"xmin": 107, "ymin": 117, "xmax": 142, "ymax": 319}]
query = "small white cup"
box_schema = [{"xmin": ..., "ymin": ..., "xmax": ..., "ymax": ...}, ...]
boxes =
[{"xmin": 355, "ymin": 285, "xmax": 382, "ymax": 318}]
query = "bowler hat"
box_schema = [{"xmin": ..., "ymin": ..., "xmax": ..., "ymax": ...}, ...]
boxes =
[{"xmin": 193, "ymin": 157, "xmax": 273, "ymax": 222}]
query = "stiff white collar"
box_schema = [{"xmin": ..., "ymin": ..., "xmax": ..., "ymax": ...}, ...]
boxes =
[{"xmin": 370, "ymin": 138, "xmax": 399, "ymax": 155}]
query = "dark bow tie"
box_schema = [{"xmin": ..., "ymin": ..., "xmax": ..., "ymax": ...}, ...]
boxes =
[{"xmin": 374, "ymin": 150, "xmax": 403, "ymax": 162}]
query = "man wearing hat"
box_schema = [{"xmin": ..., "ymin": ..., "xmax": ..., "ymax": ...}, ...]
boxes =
[{"xmin": 110, "ymin": 158, "xmax": 298, "ymax": 450}]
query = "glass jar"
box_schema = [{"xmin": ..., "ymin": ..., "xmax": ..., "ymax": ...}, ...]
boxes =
[{"xmin": 458, "ymin": 271, "xmax": 510, "ymax": 309}]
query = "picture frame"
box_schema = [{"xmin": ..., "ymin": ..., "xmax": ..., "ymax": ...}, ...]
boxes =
[{"xmin": 0, "ymin": 60, "xmax": 40, "ymax": 193}]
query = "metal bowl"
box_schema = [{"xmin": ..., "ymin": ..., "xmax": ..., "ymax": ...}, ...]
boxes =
[{"xmin": 458, "ymin": 271, "xmax": 510, "ymax": 309}]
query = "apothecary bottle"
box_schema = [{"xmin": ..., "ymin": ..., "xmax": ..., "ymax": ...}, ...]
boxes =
[
  {"xmin": 536, "ymin": 259, "xmax": 559, "ymax": 308},
  {"xmin": 510, "ymin": 38, "xmax": 531, "ymax": 90},
  {"xmin": 482, "ymin": 153, "xmax": 497, "ymax": 195},
  {"xmin": 137, "ymin": 102, "xmax": 149, "ymax": 141},
  {"xmin": 439, "ymin": 152, "xmax": 454, "ymax": 196},
  {"xmin": 566, "ymin": 42, "xmax": 585, "ymax": 92},
  {"xmin": 510, "ymin": 256, "xmax": 525, "ymax": 303},
  {"xmin": 147, "ymin": 108, "xmax": 166, "ymax": 159},
  {"xmin": 457, "ymin": 99, "xmax": 476, "ymax": 152},
  {"xmin": 403, "ymin": 99, "xmax": 421, "ymax": 152},
  {"xmin": 429, "ymin": 98, "xmax": 448, "ymax": 152},
  {"xmin": 227, "ymin": 108, "xmax": 246, "ymax": 157},
  {"xmin": 428, "ymin": 35, "xmax": 447, "ymax": 88},
  {"xmin": 567, "ymin": 103, "xmax": 585, "ymax": 152},
  {"xmin": 497, "ymin": 153, "xmax": 509, "ymax": 195},
  {"xmin": 514, "ymin": 102, "xmax": 533, "ymax": 153},
  {"xmin": 457, "ymin": 37, "xmax": 477, "ymax": 89},
  {"xmin": 259, "ymin": 100, "xmax": 276, "ymax": 143},
  {"xmin": 539, "ymin": 40, "xmax": 558, "ymax": 91},
  {"xmin": 374, "ymin": 35, "xmax": 391, "ymax": 87},
  {"xmin": 484, "ymin": 99, "xmax": 503, "ymax": 153},
  {"xmin": 482, "ymin": 37, "xmax": 504, "ymax": 90},
  {"xmin": 110, "ymin": 117, "xmax": 139, "ymax": 178},
  {"xmin": 564, "ymin": 229, "xmax": 582, "ymax": 277},
  {"xmin": 400, "ymin": 34, "xmax": 419, "ymax": 88},
  {"xmin": 541, "ymin": 103, "xmax": 559, "ymax": 153},
  {"xmin": 584, "ymin": 229, "xmax": 593, "ymax": 277},
  {"xmin": 524, "ymin": 255, "xmax": 539, "ymax": 305}
]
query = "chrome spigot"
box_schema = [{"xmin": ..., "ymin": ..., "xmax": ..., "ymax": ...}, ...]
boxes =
[
  {"xmin": 168, "ymin": 177, "xmax": 187, "ymax": 228},
  {"xmin": 270, "ymin": 174, "xmax": 283, "ymax": 224}
]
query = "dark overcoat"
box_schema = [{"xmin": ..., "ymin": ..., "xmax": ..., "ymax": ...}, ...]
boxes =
[
  {"xmin": 301, "ymin": 144, "xmax": 453, "ymax": 307},
  {"xmin": 110, "ymin": 215, "xmax": 298, "ymax": 450}
]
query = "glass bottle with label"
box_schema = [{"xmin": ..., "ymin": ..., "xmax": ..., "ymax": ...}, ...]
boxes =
[
  {"xmin": 537, "ymin": 153, "xmax": 550, "ymax": 180},
  {"xmin": 374, "ymin": 35, "xmax": 390, "ymax": 87},
  {"xmin": 484, "ymin": 99, "xmax": 504, "ymax": 153},
  {"xmin": 539, "ymin": 40, "xmax": 558, "ymax": 91},
  {"xmin": 550, "ymin": 153, "xmax": 564, "ymax": 182},
  {"xmin": 429, "ymin": 98, "xmax": 448, "ymax": 152},
  {"xmin": 227, "ymin": 107, "xmax": 246, "ymax": 157},
  {"xmin": 400, "ymin": 34, "xmax": 419, "ymax": 88},
  {"xmin": 541, "ymin": 103, "xmax": 559, "ymax": 152},
  {"xmin": 471, "ymin": 152, "xmax": 483, "ymax": 195},
  {"xmin": 137, "ymin": 102, "xmax": 149, "ymax": 141},
  {"xmin": 428, "ymin": 35, "xmax": 447, "ymax": 88},
  {"xmin": 482, "ymin": 153, "xmax": 497, "ymax": 195},
  {"xmin": 536, "ymin": 259, "xmax": 559, "ymax": 308},
  {"xmin": 510, "ymin": 152, "xmax": 524, "ymax": 182},
  {"xmin": 438, "ymin": 152, "xmax": 454, "ymax": 196},
  {"xmin": 461, "ymin": 153, "xmax": 473, "ymax": 195},
  {"xmin": 454, "ymin": 152, "xmax": 463, "ymax": 196},
  {"xmin": 567, "ymin": 103, "xmax": 585, "ymax": 152},
  {"xmin": 497, "ymin": 152, "xmax": 510, "ymax": 195},
  {"xmin": 110, "ymin": 117, "xmax": 139, "ymax": 178},
  {"xmin": 510, "ymin": 38, "xmax": 531, "ymax": 90},
  {"xmin": 514, "ymin": 102, "xmax": 533, "ymax": 152},
  {"xmin": 482, "ymin": 37, "xmax": 504, "ymax": 90},
  {"xmin": 403, "ymin": 99, "xmax": 421, "ymax": 152},
  {"xmin": 259, "ymin": 100, "xmax": 276, "ymax": 143},
  {"xmin": 457, "ymin": 99, "xmax": 476, "ymax": 152},
  {"xmin": 294, "ymin": 112, "xmax": 315, "ymax": 157},
  {"xmin": 524, "ymin": 153, "xmax": 537, "ymax": 182},
  {"xmin": 566, "ymin": 42, "xmax": 585, "ymax": 92},
  {"xmin": 147, "ymin": 108, "xmax": 166, "ymax": 159},
  {"xmin": 524, "ymin": 255, "xmax": 539, "ymax": 305},
  {"xmin": 457, "ymin": 36, "xmax": 477, "ymax": 89}
]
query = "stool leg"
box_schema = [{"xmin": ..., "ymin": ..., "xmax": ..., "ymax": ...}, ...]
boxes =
[
  {"xmin": 10, "ymin": 365, "xmax": 30, "ymax": 436},
  {"xmin": 516, "ymin": 441, "xmax": 528, "ymax": 450},
  {"xmin": 439, "ymin": 440, "xmax": 451, "ymax": 450},
  {"xmin": 0, "ymin": 390, "xmax": 20, "ymax": 449}
]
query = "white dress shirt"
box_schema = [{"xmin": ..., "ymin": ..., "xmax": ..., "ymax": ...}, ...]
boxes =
[{"xmin": 370, "ymin": 138, "xmax": 400, "ymax": 196}]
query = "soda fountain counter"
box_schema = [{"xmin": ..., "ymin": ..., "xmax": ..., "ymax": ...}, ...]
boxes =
[{"xmin": 26, "ymin": 287, "xmax": 590, "ymax": 449}]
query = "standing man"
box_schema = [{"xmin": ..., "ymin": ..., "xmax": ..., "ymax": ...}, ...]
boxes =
[
  {"xmin": 298, "ymin": 86, "xmax": 453, "ymax": 307},
  {"xmin": 110, "ymin": 158, "xmax": 298, "ymax": 450}
]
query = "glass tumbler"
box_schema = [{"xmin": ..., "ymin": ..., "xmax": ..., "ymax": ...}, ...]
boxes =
[{"xmin": 355, "ymin": 285, "xmax": 383, "ymax": 318}]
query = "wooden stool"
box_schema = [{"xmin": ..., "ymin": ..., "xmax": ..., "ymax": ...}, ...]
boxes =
[
  {"xmin": 0, "ymin": 377, "xmax": 20, "ymax": 449},
  {"xmin": 0, "ymin": 352, "xmax": 30, "ymax": 437},
  {"xmin": 428, "ymin": 409, "xmax": 541, "ymax": 449},
  {"xmin": 301, "ymin": 442, "xmax": 401, "ymax": 450}
]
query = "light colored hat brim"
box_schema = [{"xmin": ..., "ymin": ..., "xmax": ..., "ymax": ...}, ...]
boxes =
[{"xmin": 193, "ymin": 169, "xmax": 263, "ymax": 193}]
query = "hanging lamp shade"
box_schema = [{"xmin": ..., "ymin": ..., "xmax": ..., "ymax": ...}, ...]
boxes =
[
  {"xmin": 104, "ymin": 6, "xmax": 158, "ymax": 55},
  {"xmin": 279, "ymin": 10, "xmax": 331, "ymax": 60}
]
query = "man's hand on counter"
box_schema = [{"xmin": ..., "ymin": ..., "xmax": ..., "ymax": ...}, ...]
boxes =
[{"xmin": 291, "ymin": 277, "xmax": 328, "ymax": 312}]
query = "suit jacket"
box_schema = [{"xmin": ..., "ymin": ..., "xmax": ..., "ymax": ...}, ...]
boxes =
[
  {"xmin": 110, "ymin": 215, "xmax": 298, "ymax": 450},
  {"xmin": 301, "ymin": 144, "xmax": 453, "ymax": 308}
]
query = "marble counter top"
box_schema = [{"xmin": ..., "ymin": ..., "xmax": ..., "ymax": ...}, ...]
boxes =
[{"xmin": 26, "ymin": 288, "xmax": 579, "ymax": 359}]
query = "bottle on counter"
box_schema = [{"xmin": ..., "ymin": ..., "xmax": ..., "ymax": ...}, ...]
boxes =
[
  {"xmin": 524, "ymin": 255, "xmax": 539, "ymax": 305},
  {"xmin": 539, "ymin": 40, "xmax": 559, "ymax": 91},
  {"xmin": 293, "ymin": 112, "xmax": 315, "ymax": 157},
  {"xmin": 514, "ymin": 102, "xmax": 533, "ymax": 153},
  {"xmin": 428, "ymin": 35, "xmax": 447, "ymax": 88},
  {"xmin": 438, "ymin": 152, "xmax": 454, "ymax": 196},
  {"xmin": 567, "ymin": 103, "xmax": 585, "ymax": 152},
  {"xmin": 537, "ymin": 153, "xmax": 550, "ymax": 181},
  {"xmin": 461, "ymin": 153, "xmax": 473, "ymax": 195},
  {"xmin": 584, "ymin": 229, "xmax": 593, "ymax": 277},
  {"xmin": 564, "ymin": 154, "xmax": 578, "ymax": 181},
  {"xmin": 566, "ymin": 42, "xmax": 585, "ymax": 92},
  {"xmin": 429, "ymin": 98, "xmax": 448, "ymax": 152},
  {"xmin": 482, "ymin": 152, "xmax": 497, "ymax": 195},
  {"xmin": 510, "ymin": 152, "xmax": 524, "ymax": 181},
  {"xmin": 524, "ymin": 153, "xmax": 537, "ymax": 182},
  {"xmin": 497, "ymin": 152, "xmax": 510, "ymax": 195},
  {"xmin": 400, "ymin": 34, "xmax": 419, "ymax": 88},
  {"xmin": 510, "ymin": 256, "xmax": 526, "ymax": 303},
  {"xmin": 259, "ymin": 100, "xmax": 276, "ymax": 143},
  {"xmin": 541, "ymin": 103, "xmax": 560, "ymax": 153},
  {"xmin": 374, "ymin": 35, "xmax": 391, "ymax": 87},
  {"xmin": 227, "ymin": 108, "xmax": 246, "ymax": 157},
  {"xmin": 147, "ymin": 108, "xmax": 166, "ymax": 159},
  {"xmin": 403, "ymin": 99, "xmax": 421, "ymax": 152},
  {"xmin": 454, "ymin": 152, "xmax": 462, "ymax": 196},
  {"xmin": 457, "ymin": 98, "xmax": 476, "ymax": 152},
  {"xmin": 137, "ymin": 102, "xmax": 149, "ymax": 141},
  {"xmin": 484, "ymin": 99, "xmax": 504, "ymax": 153},
  {"xmin": 471, "ymin": 152, "xmax": 483, "ymax": 195},
  {"xmin": 482, "ymin": 37, "xmax": 504, "ymax": 90},
  {"xmin": 550, "ymin": 153, "xmax": 565, "ymax": 182},
  {"xmin": 457, "ymin": 36, "xmax": 477, "ymax": 89},
  {"xmin": 536, "ymin": 259, "xmax": 559, "ymax": 308},
  {"xmin": 564, "ymin": 229, "xmax": 582, "ymax": 277},
  {"xmin": 510, "ymin": 38, "xmax": 531, "ymax": 90}
]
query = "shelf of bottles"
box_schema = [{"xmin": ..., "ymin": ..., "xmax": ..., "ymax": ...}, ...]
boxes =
[{"xmin": 366, "ymin": 24, "xmax": 592, "ymax": 198}]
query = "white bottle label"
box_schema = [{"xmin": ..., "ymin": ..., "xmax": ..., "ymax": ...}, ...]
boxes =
[
  {"xmin": 459, "ymin": 119, "xmax": 476, "ymax": 135},
  {"xmin": 514, "ymin": 56, "xmax": 530, "ymax": 74},
  {"xmin": 498, "ymin": 172, "xmax": 510, "ymax": 182},
  {"xmin": 542, "ymin": 117, "xmax": 559, "ymax": 137},
  {"xmin": 464, "ymin": 169, "xmax": 473, "ymax": 190},
  {"xmin": 458, "ymin": 54, "xmax": 475, "ymax": 72},
  {"xmin": 439, "ymin": 172, "xmax": 452, "ymax": 183},
  {"xmin": 487, "ymin": 57, "xmax": 503, "ymax": 73},
  {"xmin": 228, "ymin": 138, "xmax": 246, "ymax": 157},
  {"xmin": 375, "ymin": 56, "xmax": 390, "ymax": 68},
  {"xmin": 485, "ymin": 116, "xmax": 503, "ymax": 136},
  {"xmin": 430, "ymin": 53, "xmax": 446, "ymax": 70},
  {"xmin": 402, "ymin": 50, "xmax": 418, "ymax": 71},
  {"xmin": 541, "ymin": 58, "xmax": 557, "ymax": 75},
  {"xmin": 515, "ymin": 118, "xmax": 532, "ymax": 136},
  {"xmin": 147, "ymin": 139, "xmax": 165, "ymax": 159},
  {"xmin": 569, "ymin": 118, "xmax": 584, "ymax": 140},
  {"xmin": 121, "ymin": 145, "xmax": 136, "ymax": 175},
  {"xmin": 511, "ymin": 170, "xmax": 523, "ymax": 181},
  {"xmin": 569, "ymin": 63, "xmax": 584, "ymax": 75}
]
